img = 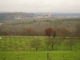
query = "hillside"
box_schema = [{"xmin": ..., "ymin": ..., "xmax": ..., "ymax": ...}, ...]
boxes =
[{"xmin": 0, "ymin": 12, "xmax": 35, "ymax": 21}]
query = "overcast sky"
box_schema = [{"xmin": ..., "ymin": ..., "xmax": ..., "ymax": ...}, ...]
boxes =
[{"xmin": 0, "ymin": 0, "xmax": 80, "ymax": 13}]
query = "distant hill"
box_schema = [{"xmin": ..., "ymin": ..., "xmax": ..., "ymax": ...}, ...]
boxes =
[
  {"xmin": 0, "ymin": 12, "xmax": 80, "ymax": 22},
  {"xmin": 34, "ymin": 13, "xmax": 80, "ymax": 16},
  {"xmin": 51, "ymin": 13, "xmax": 80, "ymax": 16},
  {"xmin": 0, "ymin": 12, "xmax": 35, "ymax": 21}
]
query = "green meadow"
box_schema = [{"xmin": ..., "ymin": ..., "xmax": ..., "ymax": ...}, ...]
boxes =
[
  {"xmin": 0, "ymin": 51, "xmax": 80, "ymax": 60},
  {"xmin": 0, "ymin": 36, "xmax": 80, "ymax": 60}
]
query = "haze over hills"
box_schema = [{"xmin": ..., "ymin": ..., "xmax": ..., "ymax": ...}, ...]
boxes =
[
  {"xmin": 0, "ymin": 12, "xmax": 80, "ymax": 21},
  {"xmin": 0, "ymin": 12, "xmax": 35, "ymax": 21}
]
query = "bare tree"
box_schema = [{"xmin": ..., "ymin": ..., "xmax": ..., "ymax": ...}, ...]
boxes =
[
  {"xmin": 64, "ymin": 37, "xmax": 75, "ymax": 51},
  {"xmin": 45, "ymin": 37, "xmax": 57, "ymax": 50},
  {"xmin": 30, "ymin": 38, "xmax": 41, "ymax": 51},
  {"xmin": 57, "ymin": 28, "xmax": 69, "ymax": 39},
  {"xmin": 75, "ymin": 23, "xmax": 80, "ymax": 38}
]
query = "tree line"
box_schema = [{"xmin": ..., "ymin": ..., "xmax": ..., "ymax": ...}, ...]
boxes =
[{"xmin": 0, "ymin": 23, "xmax": 80, "ymax": 38}]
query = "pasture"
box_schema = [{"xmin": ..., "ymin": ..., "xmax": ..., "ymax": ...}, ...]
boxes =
[
  {"xmin": 0, "ymin": 36, "xmax": 80, "ymax": 51},
  {"xmin": 0, "ymin": 51, "xmax": 80, "ymax": 60},
  {"xmin": 0, "ymin": 36, "xmax": 80, "ymax": 60}
]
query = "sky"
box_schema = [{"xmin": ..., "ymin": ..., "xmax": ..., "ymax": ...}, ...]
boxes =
[{"xmin": 0, "ymin": 0, "xmax": 80, "ymax": 13}]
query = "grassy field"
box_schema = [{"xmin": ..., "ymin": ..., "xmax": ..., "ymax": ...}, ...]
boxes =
[
  {"xmin": 0, "ymin": 51, "xmax": 80, "ymax": 60},
  {"xmin": 0, "ymin": 36, "xmax": 80, "ymax": 51},
  {"xmin": 0, "ymin": 36, "xmax": 80, "ymax": 60}
]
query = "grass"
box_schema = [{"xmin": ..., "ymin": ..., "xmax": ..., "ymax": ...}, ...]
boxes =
[
  {"xmin": 0, "ymin": 36, "xmax": 80, "ymax": 51},
  {"xmin": 0, "ymin": 36, "xmax": 80, "ymax": 60},
  {"xmin": 0, "ymin": 51, "xmax": 80, "ymax": 60}
]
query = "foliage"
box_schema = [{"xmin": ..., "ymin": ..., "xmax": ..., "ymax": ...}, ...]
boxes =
[
  {"xmin": 45, "ymin": 27, "xmax": 53, "ymax": 37},
  {"xmin": 0, "ymin": 18, "xmax": 80, "ymax": 37}
]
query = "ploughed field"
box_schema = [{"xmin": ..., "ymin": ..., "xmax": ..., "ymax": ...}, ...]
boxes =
[{"xmin": 0, "ymin": 36, "xmax": 80, "ymax": 60}]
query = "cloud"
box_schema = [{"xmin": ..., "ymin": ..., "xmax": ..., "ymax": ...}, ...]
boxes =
[{"xmin": 0, "ymin": 0, "xmax": 80, "ymax": 13}]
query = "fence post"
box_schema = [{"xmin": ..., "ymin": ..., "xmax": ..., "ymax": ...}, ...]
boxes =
[{"xmin": 47, "ymin": 53, "xmax": 51, "ymax": 60}]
